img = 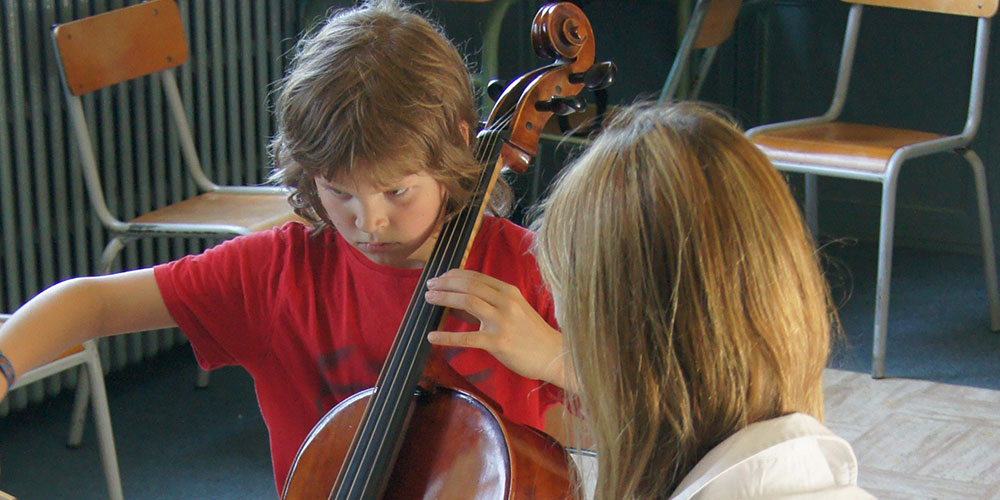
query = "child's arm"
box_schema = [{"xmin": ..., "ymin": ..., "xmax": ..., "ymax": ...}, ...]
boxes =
[
  {"xmin": 0, "ymin": 268, "xmax": 176, "ymax": 398},
  {"xmin": 423, "ymin": 269, "xmax": 578, "ymax": 393}
]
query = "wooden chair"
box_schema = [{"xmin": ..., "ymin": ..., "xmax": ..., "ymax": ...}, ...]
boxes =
[
  {"xmin": 52, "ymin": 0, "xmax": 302, "ymax": 386},
  {"xmin": 746, "ymin": 0, "xmax": 1000, "ymax": 378},
  {"xmin": 52, "ymin": 0, "xmax": 299, "ymax": 276},
  {"xmin": 0, "ymin": 315, "xmax": 123, "ymax": 500}
]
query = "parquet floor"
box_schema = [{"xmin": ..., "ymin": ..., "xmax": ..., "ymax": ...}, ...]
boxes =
[
  {"xmin": 571, "ymin": 368, "xmax": 1000, "ymax": 499},
  {"xmin": 824, "ymin": 369, "xmax": 1000, "ymax": 499}
]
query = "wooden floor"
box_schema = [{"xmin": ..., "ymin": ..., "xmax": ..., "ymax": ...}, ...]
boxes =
[
  {"xmin": 570, "ymin": 368, "xmax": 1000, "ymax": 500},
  {"xmin": 824, "ymin": 368, "xmax": 1000, "ymax": 499}
]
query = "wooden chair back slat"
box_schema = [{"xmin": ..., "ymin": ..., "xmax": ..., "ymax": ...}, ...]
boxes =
[
  {"xmin": 694, "ymin": 0, "xmax": 744, "ymax": 49},
  {"xmin": 53, "ymin": 0, "xmax": 187, "ymax": 96},
  {"xmin": 843, "ymin": 0, "xmax": 998, "ymax": 17}
]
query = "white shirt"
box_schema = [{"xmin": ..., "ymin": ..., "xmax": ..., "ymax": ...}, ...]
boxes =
[{"xmin": 669, "ymin": 413, "xmax": 875, "ymax": 500}]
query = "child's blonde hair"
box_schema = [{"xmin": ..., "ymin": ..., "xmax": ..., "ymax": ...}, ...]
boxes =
[
  {"xmin": 534, "ymin": 101, "xmax": 835, "ymax": 500},
  {"xmin": 270, "ymin": 0, "xmax": 510, "ymax": 229}
]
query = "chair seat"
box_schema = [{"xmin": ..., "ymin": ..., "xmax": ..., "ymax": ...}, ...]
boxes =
[
  {"xmin": 751, "ymin": 122, "xmax": 945, "ymax": 173},
  {"xmin": 130, "ymin": 191, "xmax": 301, "ymax": 231},
  {"xmin": 54, "ymin": 344, "xmax": 85, "ymax": 359},
  {"xmin": 0, "ymin": 317, "xmax": 122, "ymax": 499}
]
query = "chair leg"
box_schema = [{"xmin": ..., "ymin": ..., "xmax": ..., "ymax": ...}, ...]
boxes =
[
  {"xmin": 196, "ymin": 367, "xmax": 211, "ymax": 388},
  {"xmin": 67, "ymin": 366, "xmax": 90, "ymax": 448},
  {"xmin": 100, "ymin": 237, "xmax": 131, "ymax": 372},
  {"xmin": 70, "ymin": 235, "xmax": 126, "ymax": 446},
  {"xmin": 804, "ymin": 173, "xmax": 819, "ymax": 236},
  {"xmin": 872, "ymin": 174, "xmax": 900, "ymax": 379},
  {"xmin": 963, "ymin": 150, "xmax": 1000, "ymax": 331},
  {"xmin": 98, "ymin": 236, "xmax": 127, "ymax": 275},
  {"xmin": 84, "ymin": 342, "xmax": 124, "ymax": 500}
]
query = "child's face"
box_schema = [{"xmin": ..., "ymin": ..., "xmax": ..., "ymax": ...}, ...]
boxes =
[{"xmin": 316, "ymin": 169, "xmax": 446, "ymax": 268}]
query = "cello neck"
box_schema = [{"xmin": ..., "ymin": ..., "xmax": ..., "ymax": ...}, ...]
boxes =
[{"xmin": 328, "ymin": 127, "xmax": 509, "ymax": 500}]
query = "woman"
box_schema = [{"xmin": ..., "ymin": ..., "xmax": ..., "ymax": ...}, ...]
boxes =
[{"xmin": 532, "ymin": 102, "xmax": 874, "ymax": 499}]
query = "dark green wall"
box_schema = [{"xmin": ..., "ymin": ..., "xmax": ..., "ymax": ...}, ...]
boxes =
[
  {"xmin": 300, "ymin": 0, "xmax": 1000, "ymax": 252},
  {"xmin": 762, "ymin": 1, "xmax": 993, "ymax": 253}
]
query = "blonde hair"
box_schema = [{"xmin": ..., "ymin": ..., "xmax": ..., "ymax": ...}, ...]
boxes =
[
  {"xmin": 269, "ymin": 0, "xmax": 510, "ymax": 230},
  {"xmin": 533, "ymin": 102, "xmax": 834, "ymax": 499}
]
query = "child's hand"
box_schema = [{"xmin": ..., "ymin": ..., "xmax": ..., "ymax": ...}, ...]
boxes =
[{"xmin": 424, "ymin": 269, "xmax": 570, "ymax": 389}]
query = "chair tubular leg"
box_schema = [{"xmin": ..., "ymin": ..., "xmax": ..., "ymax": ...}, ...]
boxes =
[
  {"xmin": 963, "ymin": 150, "xmax": 1000, "ymax": 331},
  {"xmin": 196, "ymin": 367, "xmax": 211, "ymax": 388},
  {"xmin": 804, "ymin": 173, "xmax": 819, "ymax": 236},
  {"xmin": 85, "ymin": 343, "xmax": 124, "ymax": 500},
  {"xmin": 67, "ymin": 368, "xmax": 90, "ymax": 448},
  {"xmin": 100, "ymin": 237, "xmax": 133, "ymax": 372},
  {"xmin": 99, "ymin": 236, "xmax": 127, "ymax": 275},
  {"xmin": 872, "ymin": 172, "xmax": 901, "ymax": 379}
]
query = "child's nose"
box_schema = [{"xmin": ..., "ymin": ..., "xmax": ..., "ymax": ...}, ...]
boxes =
[{"xmin": 355, "ymin": 204, "xmax": 388, "ymax": 233}]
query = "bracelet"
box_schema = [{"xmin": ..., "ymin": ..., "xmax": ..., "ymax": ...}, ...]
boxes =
[{"xmin": 0, "ymin": 349, "xmax": 15, "ymax": 388}]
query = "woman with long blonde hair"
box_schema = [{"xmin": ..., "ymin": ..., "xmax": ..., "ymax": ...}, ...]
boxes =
[
  {"xmin": 426, "ymin": 101, "xmax": 873, "ymax": 498},
  {"xmin": 530, "ymin": 101, "xmax": 873, "ymax": 499}
]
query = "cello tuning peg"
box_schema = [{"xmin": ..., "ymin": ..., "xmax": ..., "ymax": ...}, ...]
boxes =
[
  {"xmin": 535, "ymin": 95, "xmax": 587, "ymax": 116},
  {"xmin": 486, "ymin": 79, "xmax": 507, "ymax": 102},
  {"xmin": 569, "ymin": 61, "xmax": 617, "ymax": 91}
]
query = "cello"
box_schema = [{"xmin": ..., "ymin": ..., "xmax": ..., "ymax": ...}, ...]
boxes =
[{"xmin": 282, "ymin": 3, "xmax": 614, "ymax": 499}]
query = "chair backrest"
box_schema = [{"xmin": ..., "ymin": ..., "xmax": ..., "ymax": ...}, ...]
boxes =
[
  {"xmin": 52, "ymin": 0, "xmax": 188, "ymax": 96},
  {"xmin": 51, "ymin": 0, "xmax": 224, "ymax": 229},
  {"xmin": 819, "ymin": 0, "xmax": 994, "ymax": 142},
  {"xmin": 843, "ymin": 0, "xmax": 998, "ymax": 17},
  {"xmin": 694, "ymin": 0, "xmax": 743, "ymax": 48},
  {"xmin": 660, "ymin": 0, "xmax": 745, "ymax": 102}
]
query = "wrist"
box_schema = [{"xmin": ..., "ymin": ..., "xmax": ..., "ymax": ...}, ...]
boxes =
[{"xmin": 0, "ymin": 349, "xmax": 15, "ymax": 391}]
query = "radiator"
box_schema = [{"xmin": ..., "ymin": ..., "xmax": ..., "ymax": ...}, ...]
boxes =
[{"xmin": 0, "ymin": 0, "xmax": 299, "ymax": 415}]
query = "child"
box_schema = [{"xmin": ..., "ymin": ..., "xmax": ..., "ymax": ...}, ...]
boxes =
[
  {"xmin": 0, "ymin": 0, "xmax": 566, "ymax": 494},
  {"xmin": 431, "ymin": 101, "xmax": 874, "ymax": 499}
]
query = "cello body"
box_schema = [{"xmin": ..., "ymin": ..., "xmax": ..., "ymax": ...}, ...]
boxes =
[{"xmin": 282, "ymin": 385, "xmax": 574, "ymax": 499}]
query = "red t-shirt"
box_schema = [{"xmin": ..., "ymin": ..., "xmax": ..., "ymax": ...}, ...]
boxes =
[{"xmin": 153, "ymin": 216, "xmax": 562, "ymax": 494}]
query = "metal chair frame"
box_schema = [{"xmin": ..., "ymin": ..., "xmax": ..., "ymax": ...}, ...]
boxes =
[
  {"xmin": 1, "ymin": 315, "xmax": 123, "ymax": 500},
  {"xmin": 746, "ymin": 0, "xmax": 1000, "ymax": 378},
  {"xmin": 51, "ymin": 0, "xmax": 296, "ymax": 277},
  {"xmin": 52, "ymin": 0, "xmax": 301, "ymax": 387}
]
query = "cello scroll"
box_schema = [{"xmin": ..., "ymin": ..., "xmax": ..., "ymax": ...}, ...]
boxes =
[{"xmin": 487, "ymin": 2, "xmax": 615, "ymax": 173}]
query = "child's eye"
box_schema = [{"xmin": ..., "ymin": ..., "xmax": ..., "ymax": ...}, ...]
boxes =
[
  {"xmin": 318, "ymin": 183, "xmax": 349, "ymax": 197},
  {"xmin": 387, "ymin": 187, "xmax": 409, "ymax": 196}
]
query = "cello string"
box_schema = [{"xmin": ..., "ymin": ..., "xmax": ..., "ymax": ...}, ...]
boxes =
[
  {"xmin": 359, "ymin": 111, "xmax": 512, "ymax": 459},
  {"xmin": 333, "ymin": 108, "xmax": 517, "ymax": 499},
  {"xmin": 369, "ymin": 110, "xmax": 514, "ymax": 420},
  {"xmin": 345, "ymin": 119, "xmax": 511, "ymax": 500}
]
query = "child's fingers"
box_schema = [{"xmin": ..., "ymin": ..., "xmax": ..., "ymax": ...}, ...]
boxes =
[
  {"xmin": 425, "ymin": 270, "xmax": 523, "ymax": 316},
  {"xmin": 428, "ymin": 329, "xmax": 490, "ymax": 350},
  {"xmin": 424, "ymin": 285, "xmax": 499, "ymax": 322},
  {"xmin": 426, "ymin": 270, "xmax": 506, "ymax": 299}
]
